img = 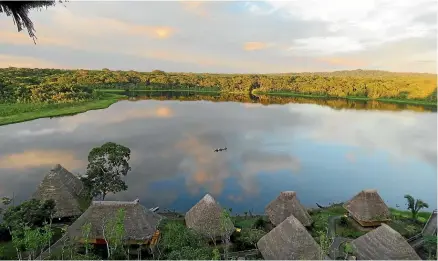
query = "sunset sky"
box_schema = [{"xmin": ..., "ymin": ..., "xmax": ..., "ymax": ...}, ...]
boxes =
[{"xmin": 0, "ymin": 0, "xmax": 436, "ymax": 73}]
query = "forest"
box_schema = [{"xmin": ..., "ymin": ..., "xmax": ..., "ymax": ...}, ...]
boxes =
[{"xmin": 0, "ymin": 67, "xmax": 436, "ymax": 105}]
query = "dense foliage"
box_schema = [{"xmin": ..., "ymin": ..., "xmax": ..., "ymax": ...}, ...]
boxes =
[
  {"xmin": 2, "ymin": 199, "xmax": 56, "ymax": 231},
  {"xmin": 82, "ymin": 142, "xmax": 131, "ymax": 200},
  {"xmin": 0, "ymin": 67, "xmax": 436, "ymax": 104}
]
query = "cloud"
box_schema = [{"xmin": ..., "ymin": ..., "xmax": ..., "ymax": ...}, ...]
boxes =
[
  {"xmin": 0, "ymin": 0, "xmax": 435, "ymax": 73},
  {"xmin": 317, "ymin": 57, "xmax": 367, "ymax": 67},
  {"xmin": 180, "ymin": 1, "xmax": 208, "ymax": 17},
  {"xmin": 0, "ymin": 150, "xmax": 84, "ymax": 170},
  {"xmin": 0, "ymin": 54, "xmax": 64, "ymax": 69},
  {"xmin": 243, "ymin": 42, "xmax": 269, "ymax": 51},
  {"xmin": 256, "ymin": 0, "xmax": 437, "ymax": 56}
]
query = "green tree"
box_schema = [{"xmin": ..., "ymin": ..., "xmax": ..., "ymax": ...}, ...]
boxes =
[
  {"xmin": 83, "ymin": 142, "xmax": 131, "ymax": 200},
  {"xmin": 102, "ymin": 208, "xmax": 126, "ymax": 259},
  {"xmin": 423, "ymin": 235, "xmax": 437, "ymax": 260},
  {"xmin": 2, "ymin": 199, "xmax": 55, "ymax": 231},
  {"xmin": 404, "ymin": 194, "xmax": 429, "ymax": 220},
  {"xmin": 239, "ymin": 228, "xmax": 266, "ymax": 248},
  {"xmin": 81, "ymin": 222, "xmax": 92, "ymax": 256}
]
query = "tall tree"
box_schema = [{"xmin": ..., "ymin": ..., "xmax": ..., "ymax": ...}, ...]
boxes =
[
  {"xmin": 83, "ymin": 142, "xmax": 131, "ymax": 200},
  {"xmin": 404, "ymin": 194, "xmax": 429, "ymax": 220},
  {"xmin": 0, "ymin": 1, "xmax": 64, "ymax": 41}
]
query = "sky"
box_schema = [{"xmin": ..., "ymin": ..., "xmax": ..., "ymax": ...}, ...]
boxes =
[{"xmin": 0, "ymin": 0, "xmax": 437, "ymax": 73}]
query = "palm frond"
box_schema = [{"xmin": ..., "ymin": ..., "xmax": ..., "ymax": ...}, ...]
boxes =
[{"xmin": 0, "ymin": 1, "xmax": 63, "ymax": 41}]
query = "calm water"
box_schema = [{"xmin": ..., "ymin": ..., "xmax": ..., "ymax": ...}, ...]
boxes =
[{"xmin": 0, "ymin": 94, "xmax": 436, "ymax": 213}]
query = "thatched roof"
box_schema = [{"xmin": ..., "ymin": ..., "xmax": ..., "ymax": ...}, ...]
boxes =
[
  {"xmin": 185, "ymin": 194, "xmax": 235, "ymax": 239},
  {"xmin": 265, "ymin": 191, "xmax": 313, "ymax": 226},
  {"xmin": 351, "ymin": 223, "xmax": 421, "ymax": 260},
  {"xmin": 343, "ymin": 189, "xmax": 391, "ymax": 223},
  {"xmin": 33, "ymin": 164, "xmax": 85, "ymax": 218},
  {"xmin": 257, "ymin": 214, "xmax": 322, "ymax": 260},
  {"xmin": 67, "ymin": 200, "xmax": 163, "ymax": 241}
]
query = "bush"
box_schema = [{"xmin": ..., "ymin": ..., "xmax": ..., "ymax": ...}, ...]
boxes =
[{"xmin": 339, "ymin": 216, "xmax": 348, "ymax": 227}]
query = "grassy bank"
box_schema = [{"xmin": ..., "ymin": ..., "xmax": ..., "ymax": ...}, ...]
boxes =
[
  {"xmin": 0, "ymin": 93, "xmax": 124, "ymax": 126},
  {"xmin": 253, "ymin": 91, "xmax": 438, "ymax": 106}
]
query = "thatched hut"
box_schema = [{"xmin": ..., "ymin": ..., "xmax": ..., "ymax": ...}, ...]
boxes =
[
  {"xmin": 185, "ymin": 194, "xmax": 235, "ymax": 239},
  {"xmin": 33, "ymin": 164, "xmax": 86, "ymax": 219},
  {"xmin": 350, "ymin": 223, "xmax": 421, "ymax": 260},
  {"xmin": 67, "ymin": 200, "xmax": 163, "ymax": 245},
  {"xmin": 343, "ymin": 189, "xmax": 391, "ymax": 227},
  {"xmin": 265, "ymin": 191, "xmax": 312, "ymax": 227},
  {"xmin": 257, "ymin": 215, "xmax": 322, "ymax": 260}
]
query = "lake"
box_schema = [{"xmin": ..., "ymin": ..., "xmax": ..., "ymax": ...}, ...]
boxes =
[{"xmin": 0, "ymin": 92, "xmax": 436, "ymax": 214}]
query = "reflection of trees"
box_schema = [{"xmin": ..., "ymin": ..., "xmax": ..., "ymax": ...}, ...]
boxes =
[{"xmin": 120, "ymin": 91, "xmax": 435, "ymax": 113}]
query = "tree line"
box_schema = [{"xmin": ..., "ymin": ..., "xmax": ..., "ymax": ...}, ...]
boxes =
[{"xmin": 0, "ymin": 67, "xmax": 436, "ymax": 104}]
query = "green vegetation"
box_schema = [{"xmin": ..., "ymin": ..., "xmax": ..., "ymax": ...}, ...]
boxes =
[
  {"xmin": 309, "ymin": 203, "xmax": 346, "ymax": 238},
  {"xmin": 404, "ymin": 194, "xmax": 430, "ymax": 220},
  {"xmin": 0, "ymin": 67, "xmax": 436, "ymax": 126},
  {"xmin": 81, "ymin": 142, "xmax": 131, "ymax": 200},
  {"xmin": 0, "ymin": 93, "xmax": 123, "ymax": 126}
]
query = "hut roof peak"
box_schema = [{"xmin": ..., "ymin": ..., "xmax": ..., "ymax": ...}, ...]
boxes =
[
  {"xmin": 362, "ymin": 189, "xmax": 378, "ymax": 193},
  {"xmin": 202, "ymin": 193, "xmax": 216, "ymax": 204},
  {"xmin": 266, "ymin": 191, "xmax": 313, "ymax": 226},
  {"xmin": 280, "ymin": 191, "xmax": 296, "ymax": 199}
]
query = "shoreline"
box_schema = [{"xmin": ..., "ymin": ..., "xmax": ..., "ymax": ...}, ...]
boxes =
[
  {"xmin": 0, "ymin": 89, "xmax": 436, "ymax": 126},
  {"xmin": 252, "ymin": 91, "xmax": 438, "ymax": 106}
]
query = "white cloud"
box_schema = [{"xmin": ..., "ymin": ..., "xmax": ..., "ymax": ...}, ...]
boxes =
[
  {"xmin": 257, "ymin": 0, "xmax": 437, "ymax": 55},
  {"xmin": 290, "ymin": 37, "xmax": 364, "ymax": 55}
]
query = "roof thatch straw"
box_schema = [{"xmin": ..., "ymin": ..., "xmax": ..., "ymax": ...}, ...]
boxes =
[
  {"xmin": 257, "ymin": 214, "xmax": 322, "ymax": 260},
  {"xmin": 67, "ymin": 200, "xmax": 163, "ymax": 241},
  {"xmin": 265, "ymin": 191, "xmax": 312, "ymax": 227},
  {"xmin": 0, "ymin": 1, "xmax": 63, "ymax": 41},
  {"xmin": 351, "ymin": 223, "xmax": 421, "ymax": 260},
  {"xmin": 343, "ymin": 189, "xmax": 391, "ymax": 225},
  {"xmin": 33, "ymin": 164, "xmax": 86, "ymax": 218},
  {"xmin": 185, "ymin": 194, "xmax": 235, "ymax": 239}
]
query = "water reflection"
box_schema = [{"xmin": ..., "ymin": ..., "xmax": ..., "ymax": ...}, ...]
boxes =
[{"xmin": 0, "ymin": 94, "xmax": 436, "ymax": 213}]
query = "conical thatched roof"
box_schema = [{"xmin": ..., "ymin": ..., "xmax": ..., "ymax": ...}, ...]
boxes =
[
  {"xmin": 67, "ymin": 200, "xmax": 163, "ymax": 241},
  {"xmin": 257, "ymin": 215, "xmax": 322, "ymax": 260},
  {"xmin": 265, "ymin": 191, "xmax": 312, "ymax": 227},
  {"xmin": 351, "ymin": 223, "xmax": 421, "ymax": 260},
  {"xmin": 185, "ymin": 194, "xmax": 235, "ymax": 239},
  {"xmin": 33, "ymin": 164, "xmax": 86, "ymax": 218},
  {"xmin": 343, "ymin": 189, "xmax": 391, "ymax": 223}
]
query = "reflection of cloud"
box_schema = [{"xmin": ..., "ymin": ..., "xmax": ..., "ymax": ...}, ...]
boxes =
[
  {"xmin": 288, "ymin": 104, "xmax": 437, "ymax": 168},
  {"xmin": 14, "ymin": 106, "xmax": 174, "ymax": 137},
  {"xmin": 0, "ymin": 150, "xmax": 84, "ymax": 170},
  {"xmin": 175, "ymin": 134, "xmax": 301, "ymax": 197},
  {"xmin": 228, "ymin": 195, "xmax": 244, "ymax": 202},
  {"xmin": 345, "ymin": 152, "xmax": 356, "ymax": 163},
  {"xmin": 242, "ymin": 103, "xmax": 263, "ymax": 108}
]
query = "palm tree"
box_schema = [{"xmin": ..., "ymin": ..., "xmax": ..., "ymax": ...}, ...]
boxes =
[
  {"xmin": 0, "ymin": 1, "xmax": 64, "ymax": 41},
  {"xmin": 404, "ymin": 194, "xmax": 429, "ymax": 220}
]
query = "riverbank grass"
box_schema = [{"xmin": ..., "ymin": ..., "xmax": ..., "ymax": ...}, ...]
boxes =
[{"xmin": 0, "ymin": 93, "xmax": 124, "ymax": 126}]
